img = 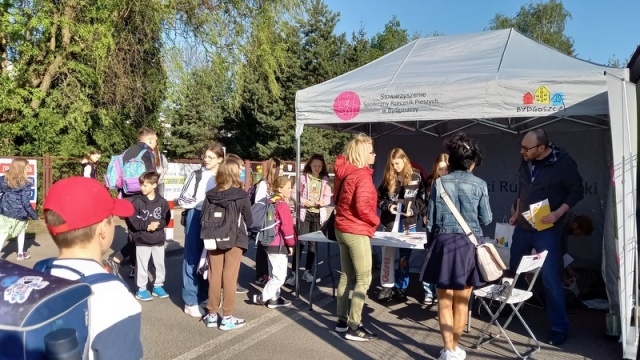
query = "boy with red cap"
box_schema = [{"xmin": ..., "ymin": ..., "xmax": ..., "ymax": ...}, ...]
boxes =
[{"xmin": 41, "ymin": 176, "xmax": 143, "ymax": 360}]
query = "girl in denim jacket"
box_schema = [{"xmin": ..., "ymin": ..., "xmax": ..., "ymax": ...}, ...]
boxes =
[
  {"xmin": 421, "ymin": 133, "xmax": 492, "ymax": 360},
  {"xmin": 0, "ymin": 158, "xmax": 38, "ymax": 260}
]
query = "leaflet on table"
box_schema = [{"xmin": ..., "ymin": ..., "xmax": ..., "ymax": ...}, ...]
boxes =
[{"xmin": 377, "ymin": 231, "xmax": 426, "ymax": 245}]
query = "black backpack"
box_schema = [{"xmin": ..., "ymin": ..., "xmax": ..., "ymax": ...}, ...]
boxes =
[{"xmin": 200, "ymin": 198, "xmax": 239, "ymax": 250}]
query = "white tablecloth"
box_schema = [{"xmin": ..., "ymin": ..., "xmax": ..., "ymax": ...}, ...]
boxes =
[{"xmin": 298, "ymin": 231, "xmax": 427, "ymax": 249}]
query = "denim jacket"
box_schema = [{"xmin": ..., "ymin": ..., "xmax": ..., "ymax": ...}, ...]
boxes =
[{"xmin": 426, "ymin": 170, "xmax": 492, "ymax": 238}]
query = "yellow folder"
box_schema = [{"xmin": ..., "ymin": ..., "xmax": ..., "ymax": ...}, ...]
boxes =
[{"xmin": 530, "ymin": 199, "xmax": 553, "ymax": 231}]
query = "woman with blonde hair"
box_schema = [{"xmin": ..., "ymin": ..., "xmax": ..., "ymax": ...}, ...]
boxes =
[
  {"xmin": 0, "ymin": 158, "xmax": 39, "ymax": 260},
  {"xmin": 332, "ymin": 134, "xmax": 380, "ymax": 341},
  {"xmin": 376, "ymin": 148, "xmax": 425, "ymax": 302}
]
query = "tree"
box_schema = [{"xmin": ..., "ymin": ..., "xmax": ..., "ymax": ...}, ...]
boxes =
[
  {"xmin": 488, "ymin": 0, "xmax": 574, "ymax": 56},
  {"xmin": 0, "ymin": 0, "xmax": 166, "ymax": 156},
  {"xmin": 164, "ymin": 65, "xmax": 229, "ymax": 158},
  {"xmin": 369, "ymin": 16, "xmax": 410, "ymax": 61}
]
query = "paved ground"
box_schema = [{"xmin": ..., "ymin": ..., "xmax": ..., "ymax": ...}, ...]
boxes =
[{"xmin": 0, "ymin": 217, "xmax": 628, "ymax": 359}]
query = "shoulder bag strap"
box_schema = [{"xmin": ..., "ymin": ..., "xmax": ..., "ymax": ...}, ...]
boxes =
[{"xmin": 435, "ymin": 178, "xmax": 479, "ymax": 246}]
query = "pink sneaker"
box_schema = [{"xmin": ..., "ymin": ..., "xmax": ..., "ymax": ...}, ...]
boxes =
[{"xmin": 16, "ymin": 252, "xmax": 31, "ymax": 261}]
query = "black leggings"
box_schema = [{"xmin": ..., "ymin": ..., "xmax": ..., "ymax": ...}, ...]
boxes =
[
  {"xmin": 292, "ymin": 212, "xmax": 320, "ymax": 271},
  {"xmin": 255, "ymin": 243, "xmax": 269, "ymax": 280}
]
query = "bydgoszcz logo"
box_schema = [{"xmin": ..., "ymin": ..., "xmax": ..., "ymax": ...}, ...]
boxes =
[{"xmin": 517, "ymin": 86, "xmax": 565, "ymax": 113}]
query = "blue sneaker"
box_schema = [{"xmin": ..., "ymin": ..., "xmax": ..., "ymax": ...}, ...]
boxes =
[
  {"xmin": 135, "ymin": 289, "xmax": 153, "ymax": 301},
  {"xmin": 203, "ymin": 313, "xmax": 218, "ymax": 328},
  {"xmin": 152, "ymin": 286, "xmax": 169, "ymax": 299},
  {"xmin": 219, "ymin": 316, "xmax": 246, "ymax": 331}
]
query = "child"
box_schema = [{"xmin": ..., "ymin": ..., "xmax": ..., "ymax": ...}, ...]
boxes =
[
  {"xmin": 253, "ymin": 176, "xmax": 295, "ymax": 308},
  {"xmin": 253, "ymin": 157, "xmax": 282, "ymax": 285},
  {"xmin": 202, "ymin": 157, "xmax": 252, "ymax": 330},
  {"xmin": 0, "ymin": 158, "xmax": 39, "ymax": 260},
  {"xmin": 81, "ymin": 150, "xmax": 101, "ymax": 179},
  {"xmin": 125, "ymin": 171, "xmax": 171, "ymax": 301},
  {"xmin": 286, "ymin": 154, "xmax": 332, "ymax": 285},
  {"xmin": 42, "ymin": 176, "xmax": 143, "ymax": 359}
]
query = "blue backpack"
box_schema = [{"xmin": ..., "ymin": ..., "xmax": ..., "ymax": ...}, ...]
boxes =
[
  {"xmin": 104, "ymin": 153, "xmax": 124, "ymax": 190},
  {"xmin": 104, "ymin": 149, "xmax": 149, "ymax": 194},
  {"xmin": 0, "ymin": 259, "xmax": 124, "ymax": 359},
  {"xmin": 248, "ymin": 196, "xmax": 280, "ymax": 246}
]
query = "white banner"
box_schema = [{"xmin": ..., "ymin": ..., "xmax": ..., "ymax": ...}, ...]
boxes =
[
  {"xmin": 607, "ymin": 73, "xmax": 638, "ymax": 359},
  {"xmin": 0, "ymin": 158, "xmax": 38, "ymax": 209},
  {"xmin": 162, "ymin": 163, "xmax": 202, "ymax": 202}
]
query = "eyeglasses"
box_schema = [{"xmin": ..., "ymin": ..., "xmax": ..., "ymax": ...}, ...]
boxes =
[
  {"xmin": 201, "ymin": 155, "xmax": 217, "ymax": 161},
  {"xmin": 369, "ymin": 151, "xmax": 376, "ymax": 156},
  {"xmin": 520, "ymin": 144, "xmax": 540, "ymax": 151}
]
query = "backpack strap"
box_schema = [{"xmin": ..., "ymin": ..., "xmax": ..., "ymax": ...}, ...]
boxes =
[
  {"xmin": 134, "ymin": 149, "xmax": 149, "ymax": 160},
  {"xmin": 192, "ymin": 170, "xmax": 203, "ymax": 197},
  {"xmin": 34, "ymin": 258, "xmax": 129, "ymax": 288}
]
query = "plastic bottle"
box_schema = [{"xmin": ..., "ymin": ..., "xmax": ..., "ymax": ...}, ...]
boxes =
[{"xmin": 44, "ymin": 328, "xmax": 82, "ymax": 360}]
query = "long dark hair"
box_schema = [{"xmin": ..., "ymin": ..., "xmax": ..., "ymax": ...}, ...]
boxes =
[{"xmin": 303, "ymin": 154, "xmax": 329, "ymax": 178}]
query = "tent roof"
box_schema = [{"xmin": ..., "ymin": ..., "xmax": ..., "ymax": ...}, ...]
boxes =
[{"xmin": 295, "ymin": 28, "xmax": 627, "ymax": 136}]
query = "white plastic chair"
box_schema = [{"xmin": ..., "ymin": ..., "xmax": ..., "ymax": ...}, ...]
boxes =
[{"xmin": 472, "ymin": 250, "xmax": 548, "ymax": 359}]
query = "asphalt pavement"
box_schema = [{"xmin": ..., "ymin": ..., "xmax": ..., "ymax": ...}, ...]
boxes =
[{"xmin": 0, "ymin": 217, "xmax": 626, "ymax": 359}]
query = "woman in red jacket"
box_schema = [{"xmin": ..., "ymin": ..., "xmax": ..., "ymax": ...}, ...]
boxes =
[{"xmin": 333, "ymin": 134, "xmax": 380, "ymax": 342}]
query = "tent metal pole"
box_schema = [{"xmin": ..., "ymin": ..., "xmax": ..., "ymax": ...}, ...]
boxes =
[{"xmin": 295, "ymin": 124, "xmax": 302, "ymax": 299}]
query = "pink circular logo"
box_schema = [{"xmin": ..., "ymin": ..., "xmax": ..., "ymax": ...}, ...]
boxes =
[{"xmin": 333, "ymin": 91, "xmax": 361, "ymax": 121}]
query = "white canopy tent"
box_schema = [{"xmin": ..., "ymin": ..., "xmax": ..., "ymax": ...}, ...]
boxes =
[{"xmin": 295, "ymin": 28, "xmax": 637, "ymax": 358}]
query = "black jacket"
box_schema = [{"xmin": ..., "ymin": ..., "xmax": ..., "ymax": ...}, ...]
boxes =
[
  {"xmin": 377, "ymin": 168, "xmax": 425, "ymax": 231},
  {"xmin": 202, "ymin": 187, "xmax": 252, "ymax": 251},
  {"xmin": 123, "ymin": 142, "xmax": 155, "ymax": 172},
  {"xmin": 516, "ymin": 144, "xmax": 584, "ymax": 231},
  {"xmin": 126, "ymin": 194, "xmax": 170, "ymax": 246}
]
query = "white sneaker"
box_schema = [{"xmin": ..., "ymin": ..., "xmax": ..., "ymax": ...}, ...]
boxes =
[
  {"xmin": 284, "ymin": 273, "xmax": 296, "ymax": 286},
  {"xmin": 184, "ymin": 304, "xmax": 205, "ymax": 318},
  {"xmin": 437, "ymin": 349, "xmax": 460, "ymax": 360},
  {"xmin": 302, "ymin": 270, "xmax": 314, "ymax": 283},
  {"xmin": 454, "ymin": 346, "xmax": 466, "ymax": 359}
]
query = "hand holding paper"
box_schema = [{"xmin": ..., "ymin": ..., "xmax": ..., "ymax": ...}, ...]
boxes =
[{"xmin": 528, "ymin": 199, "xmax": 553, "ymax": 231}]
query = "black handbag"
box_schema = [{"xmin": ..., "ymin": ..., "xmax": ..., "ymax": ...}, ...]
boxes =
[{"xmin": 320, "ymin": 175, "xmax": 348, "ymax": 241}]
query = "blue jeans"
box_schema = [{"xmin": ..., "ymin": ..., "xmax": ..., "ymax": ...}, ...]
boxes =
[
  {"xmin": 391, "ymin": 222, "xmax": 415, "ymax": 289},
  {"xmin": 182, "ymin": 209, "xmax": 209, "ymax": 306},
  {"xmin": 423, "ymin": 281, "xmax": 436, "ymax": 299},
  {"xmin": 510, "ymin": 226, "xmax": 568, "ymax": 332}
]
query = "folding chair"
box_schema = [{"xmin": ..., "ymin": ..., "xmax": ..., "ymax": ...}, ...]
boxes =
[{"xmin": 473, "ymin": 250, "xmax": 548, "ymax": 359}]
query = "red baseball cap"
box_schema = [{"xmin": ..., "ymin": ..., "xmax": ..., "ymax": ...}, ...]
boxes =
[{"xmin": 44, "ymin": 177, "xmax": 134, "ymax": 235}]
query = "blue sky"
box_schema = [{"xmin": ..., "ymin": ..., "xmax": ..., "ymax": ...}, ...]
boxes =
[{"xmin": 323, "ymin": 0, "xmax": 639, "ymax": 66}]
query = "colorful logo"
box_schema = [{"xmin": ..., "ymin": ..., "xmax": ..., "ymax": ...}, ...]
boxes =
[
  {"xmin": 333, "ymin": 91, "xmax": 361, "ymax": 121},
  {"xmin": 518, "ymin": 86, "xmax": 565, "ymax": 113},
  {"xmin": 521, "ymin": 86, "xmax": 564, "ymax": 106}
]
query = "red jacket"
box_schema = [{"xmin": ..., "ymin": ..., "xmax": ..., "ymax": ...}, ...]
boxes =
[
  {"xmin": 333, "ymin": 155, "xmax": 380, "ymax": 237},
  {"xmin": 266, "ymin": 196, "xmax": 296, "ymax": 254}
]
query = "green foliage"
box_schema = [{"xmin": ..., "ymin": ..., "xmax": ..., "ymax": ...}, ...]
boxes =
[
  {"xmin": 488, "ymin": 0, "xmax": 574, "ymax": 55},
  {"xmin": 369, "ymin": 16, "xmax": 410, "ymax": 61},
  {"xmin": 0, "ymin": 0, "xmax": 166, "ymax": 158}
]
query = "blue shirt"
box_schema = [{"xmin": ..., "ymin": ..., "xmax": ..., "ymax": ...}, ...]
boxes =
[{"xmin": 427, "ymin": 170, "xmax": 492, "ymax": 238}]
